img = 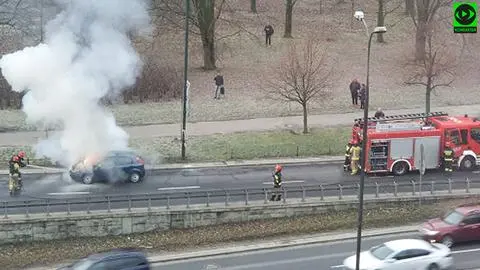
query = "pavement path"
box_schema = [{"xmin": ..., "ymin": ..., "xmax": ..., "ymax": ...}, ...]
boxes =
[
  {"xmin": 1, "ymin": 104, "xmax": 479, "ymax": 146},
  {"xmin": 152, "ymin": 232, "xmax": 480, "ymax": 270}
]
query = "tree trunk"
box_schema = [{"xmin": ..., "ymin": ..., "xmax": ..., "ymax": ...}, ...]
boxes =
[
  {"xmin": 193, "ymin": 0, "xmax": 216, "ymax": 70},
  {"xmin": 284, "ymin": 0, "xmax": 294, "ymax": 38},
  {"xmin": 405, "ymin": 0, "xmax": 415, "ymax": 16},
  {"xmin": 250, "ymin": 0, "xmax": 257, "ymax": 13},
  {"xmin": 425, "ymin": 87, "xmax": 431, "ymax": 114},
  {"xmin": 350, "ymin": 0, "xmax": 355, "ymax": 29},
  {"xmin": 376, "ymin": 0, "xmax": 385, "ymax": 43},
  {"xmin": 319, "ymin": 0, "xmax": 323, "ymax": 14},
  {"xmin": 415, "ymin": 0, "xmax": 427, "ymax": 61},
  {"xmin": 302, "ymin": 103, "xmax": 308, "ymax": 134}
]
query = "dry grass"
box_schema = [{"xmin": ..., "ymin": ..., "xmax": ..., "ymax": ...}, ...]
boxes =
[
  {"xmin": 0, "ymin": 198, "xmax": 471, "ymax": 270},
  {"xmin": 1, "ymin": 0, "xmax": 479, "ymax": 132}
]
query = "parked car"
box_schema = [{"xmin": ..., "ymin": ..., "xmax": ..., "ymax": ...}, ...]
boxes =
[
  {"xmin": 58, "ymin": 248, "xmax": 150, "ymax": 270},
  {"xmin": 69, "ymin": 151, "xmax": 146, "ymax": 184},
  {"xmin": 419, "ymin": 204, "xmax": 480, "ymax": 248},
  {"xmin": 342, "ymin": 239, "xmax": 453, "ymax": 270}
]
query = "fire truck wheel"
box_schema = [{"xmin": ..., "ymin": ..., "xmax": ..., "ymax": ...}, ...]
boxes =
[
  {"xmin": 392, "ymin": 161, "xmax": 409, "ymax": 176},
  {"xmin": 460, "ymin": 156, "xmax": 476, "ymax": 171}
]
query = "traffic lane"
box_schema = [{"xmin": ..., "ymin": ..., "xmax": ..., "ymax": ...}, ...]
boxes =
[
  {"xmin": 2, "ymin": 164, "xmax": 473, "ymax": 200},
  {"xmin": 150, "ymin": 232, "xmax": 480, "ymax": 270}
]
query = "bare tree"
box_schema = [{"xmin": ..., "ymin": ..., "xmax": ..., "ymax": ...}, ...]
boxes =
[
  {"xmin": 405, "ymin": 0, "xmax": 415, "ymax": 16},
  {"xmin": 405, "ymin": 29, "xmax": 455, "ymax": 114},
  {"xmin": 268, "ymin": 39, "xmax": 333, "ymax": 134},
  {"xmin": 250, "ymin": 0, "xmax": 256, "ymax": 13},
  {"xmin": 410, "ymin": 0, "xmax": 451, "ymax": 61},
  {"xmin": 376, "ymin": 0, "xmax": 402, "ymax": 42},
  {"xmin": 283, "ymin": 0, "xmax": 298, "ymax": 38},
  {"xmin": 151, "ymin": 0, "xmax": 226, "ymax": 70}
]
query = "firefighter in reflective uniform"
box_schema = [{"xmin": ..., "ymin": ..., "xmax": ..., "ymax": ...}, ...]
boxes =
[
  {"xmin": 344, "ymin": 141, "xmax": 354, "ymax": 171},
  {"xmin": 270, "ymin": 164, "xmax": 283, "ymax": 201},
  {"xmin": 350, "ymin": 142, "xmax": 361, "ymax": 175},
  {"xmin": 443, "ymin": 142, "xmax": 454, "ymax": 172}
]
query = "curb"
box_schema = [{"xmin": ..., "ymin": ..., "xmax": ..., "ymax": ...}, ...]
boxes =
[
  {"xmin": 0, "ymin": 156, "xmax": 345, "ymax": 177},
  {"xmin": 148, "ymin": 225, "xmax": 418, "ymax": 263}
]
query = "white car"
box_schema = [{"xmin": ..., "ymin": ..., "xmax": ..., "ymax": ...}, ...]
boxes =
[{"xmin": 342, "ymin": 239, "xmax": 453, "ymax": 270}]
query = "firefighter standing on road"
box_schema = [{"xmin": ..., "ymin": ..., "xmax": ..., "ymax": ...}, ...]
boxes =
[
  {"xmin": 344, "ymin": 141, "xmax": 354, "ymax": 171},
  {"xmin": 270, "ymin": 164, "xmax": 283, "ymax": 201},
  {"xmin": 443, "ymin": 142, "xmax": 454, "ymax": 172},
  {"xmin": 9, "ymin": 151, "xmax": 28, "ymax": 187},
  {"xmin": 350, "ymin": 142, "xmax": 361, "ymax": 175}
]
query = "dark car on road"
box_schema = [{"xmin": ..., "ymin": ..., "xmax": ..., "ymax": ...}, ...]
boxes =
[
  {"xmin": 58, "ymin": 248, "xmax": 150, "ymax": 270},
  {"xmin": 69, "ymin": 151, "xmax": 146, "ymax": 184},
  {"xmin": 419, "ymin": 204, "xmax": 480, "ymax": 248}
]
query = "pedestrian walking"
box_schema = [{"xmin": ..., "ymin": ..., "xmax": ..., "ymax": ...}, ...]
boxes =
[
  {"xmin": 264, "ymin": 24, "xmax": 274, "ymax": 46},
  {"xmin": 213, "ymin": 72, "xmax": 225, "ymax": 99},
  {"xmin": 359, "ymin": 83, "xmax": 366, "ymax": 109},
  {"xmin": 270, "ymin": 164, "xmax": 283, "ymax": 201},
  {"xmin": 349, "ymin": 79, "xmax": 360, "ymax": 106}
]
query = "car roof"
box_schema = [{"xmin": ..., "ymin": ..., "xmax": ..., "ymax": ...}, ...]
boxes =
[
  {"xmin": 455, "ymin": 205, "xmax": 480, "ymax": 215},
  {"xmin": 106, "ymin": 150, "xmax": 138, "ymax": 157},
  {"xmin": 384, "ymin": 239, "xmax": 432, "ymax": 251},
  {"xmin": 87, "ymin": 248, "xmax": 147, "ymax": 261}
]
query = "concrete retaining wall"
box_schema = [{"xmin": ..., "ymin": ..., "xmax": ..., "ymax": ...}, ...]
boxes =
[{"xmin": 0, "ymin": 193, "xmax": 477, "ymax": 245}]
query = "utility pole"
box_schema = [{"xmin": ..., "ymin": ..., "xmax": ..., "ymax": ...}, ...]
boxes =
[{"xmin": 181, "ymin": 0, "xmax": 190, "ymax": 160}]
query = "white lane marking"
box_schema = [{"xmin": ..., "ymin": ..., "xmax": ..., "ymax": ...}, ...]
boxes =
[
  {"xmin": 452, "ymin": 247, "xmax": 480, "ymax": 254},
  {"xmin": 262, "ymin": 180, "xmax": 305, "ymax": 185},
  {"xmin": 48, "ymin": 192, "xmax": 90, "ymax": 196},
  {"xmin": 155, "ymin": 252, "xmax": 354, "ymax": 269},
  {"xmin": 157, "ymin": 186, "xmax": 201, "ymax": 191},
  {"xmin": 369, "ymin": 176, "xmax": 394, "ymax": 179},
  {"xmin": 472, "ymin": 171, "xmax": 480, "ymax": 174},
  {"xmin": 330, "ymin": 265, "xmax": 344, "ymax": 269}
]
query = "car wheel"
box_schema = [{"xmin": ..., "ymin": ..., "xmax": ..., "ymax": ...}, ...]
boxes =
[
  {"xmin": 129, "ymin": 172, "xmax": 141, "ymax": 183},
  {"xmin": 460, "ymin": 156, "xmax": 475, "ymax": 171},
  {"xmin": 82, "ymin": 175, "xmax": 93, "ymax": 185},
  {"xmin": 392, "ymin": 161, "xmax": 409, "ymax": 176},
  {"xmin": 441, "ymin": 235, "xmax": 454, "ymax": 248},
  {"xmin": 427, "ymin": 263, "xmax": 440, "ymax": 270}
]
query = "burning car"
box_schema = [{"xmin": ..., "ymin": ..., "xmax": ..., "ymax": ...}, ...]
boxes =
[{"xmin": 69, "ymin": 151, "xmax": 146, "ymax": 184}]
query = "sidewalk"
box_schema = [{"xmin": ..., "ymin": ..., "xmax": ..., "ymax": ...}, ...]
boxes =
[
  {"xmin": 1, "ymin": 104, "xmax": 479, "ymax": 146},
  {"xmin": 0, "ymin": 156, "xmax": 345, "ymax": 175}
]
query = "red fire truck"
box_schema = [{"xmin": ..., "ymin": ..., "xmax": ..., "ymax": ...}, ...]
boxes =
[{"xmin": 350, "ymin": 111, "xmax": 480, "ymax": 175}]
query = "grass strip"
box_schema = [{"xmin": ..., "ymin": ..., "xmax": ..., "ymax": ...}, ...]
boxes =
[
  {"xmin": 0, "ymin": 128, "xmax": 350, "ymax": 169},
  {"xmin": 0, "ymin": 199, "xmax": 462, "ymax": 270}
]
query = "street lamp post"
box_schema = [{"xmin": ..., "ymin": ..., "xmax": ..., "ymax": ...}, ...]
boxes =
[
  {"xmin": 353, "ymin": 11, "xmax": 387, "ymax": 270},
  {"xmin": 181, "ymin": 0, "xmax": 190, "ymax": 160}
]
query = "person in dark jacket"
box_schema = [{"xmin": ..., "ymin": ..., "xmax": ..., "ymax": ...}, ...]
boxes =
[
  {"xmin": 349, "ymin": 79, "xmax": 361, "ymax": 105},
  {"xmin": 358, "ymin": 83, "xmax": 366, "ymax": 109},
  {"xmin": 374, "ymin": 108, "xmax": 385, "ymax": 118},
  {"xmin": 213, "ymin": 72, "xmax": 225, "ymax": 99},
  {"xmin": 270, "ymin": 164, "xmax": 283, "ymax": 201},
  {"xmin": 264, "ymin": 24, "xmax": 274, "ymax": 46}
]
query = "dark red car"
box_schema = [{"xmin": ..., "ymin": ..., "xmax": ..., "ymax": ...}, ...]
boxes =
[{"xmin": 419, "ymin": 204, "xmax": 480, "ymax": 248}]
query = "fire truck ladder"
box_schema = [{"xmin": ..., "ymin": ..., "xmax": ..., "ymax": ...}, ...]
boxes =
[{"xmin": 354, "ymin": 111, "xmax": 449, "ymax": 124}]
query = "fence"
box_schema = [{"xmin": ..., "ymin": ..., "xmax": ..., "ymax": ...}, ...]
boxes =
[{"xmin": 2, "ymin": 178, "xmax": 480, "ymax": 219}]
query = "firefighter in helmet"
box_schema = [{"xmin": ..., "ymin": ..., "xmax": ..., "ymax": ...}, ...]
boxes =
[
  {"xmin": 443, "ymin": 142, "xmax": 454, "ymax": 173},
  {"xmin": 350, "ymin": 141, "xmax": 361, "ymax": 175},
  {"xmin": 8, "ymin": 150, "xmax": 28, "ymax": 186},
  {"xmin": 344, "ymin": 140, "xmax": 354, "ymax": 171},
  {"xmin": 270, "ymin": 164, "xmax": 283, "ymax": 201}
]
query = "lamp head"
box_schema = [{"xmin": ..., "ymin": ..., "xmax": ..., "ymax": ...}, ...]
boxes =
[
  {"xmin": 373, "ymin": 26, "xmax": 387, "ymax": 33},
  {"xmin": 354, "ymin": 10, "xmax": 364, "ymax": 21}
]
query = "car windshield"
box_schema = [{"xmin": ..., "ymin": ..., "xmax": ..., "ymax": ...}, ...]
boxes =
[
  {"xmin": 442, "ymin": 210, "xmax": 464, "ymax": 225},
  {"xmin": 369, "ymin": 244, "xmax": 395, "ymax": 260},
  {"xmin": 70, "ymin": 258, "xmax": 95, "ymax": 270}
]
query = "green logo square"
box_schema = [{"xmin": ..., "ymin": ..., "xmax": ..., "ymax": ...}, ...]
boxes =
[{"xmin": 453, "ymin": 2, "xmax": 477, "ymax": 33}]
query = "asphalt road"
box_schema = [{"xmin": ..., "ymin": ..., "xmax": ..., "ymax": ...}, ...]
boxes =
[
  {"xmin": 2, "ymin": 163, "xmax": 480, "ymax": 214},
  {"xmin": 151, "ymin": 232, "xmax": 480, "ymax": 270}
]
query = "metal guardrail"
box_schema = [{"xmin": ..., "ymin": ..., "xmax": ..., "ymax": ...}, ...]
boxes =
[{"xmin": 2, "ymin": 178, "xmax": 479, "ymax": 219}]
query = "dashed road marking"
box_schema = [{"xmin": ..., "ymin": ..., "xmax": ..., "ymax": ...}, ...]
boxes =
[
  {"xmin": 330, "ymin": 266, "xmax": 344, "ymax": 269},
  {"xmin": 157, "ymin": 186, "xmax": 201, "ymax": 191},
  {"xmin": 48, "ymin": 192, "xmax": 90, "ymax": 196},
  {"xmin": 262, "ymin": 180, "xmax": 305, "ymax": 185}
]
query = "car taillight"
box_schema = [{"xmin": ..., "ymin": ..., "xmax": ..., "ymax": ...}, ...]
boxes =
[{"xmin": 136, "ymin": 156, "xmax": 144, "ymax": 165}]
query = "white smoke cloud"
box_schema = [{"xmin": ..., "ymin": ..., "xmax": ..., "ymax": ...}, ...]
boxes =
[{"xmin": 0, "ymin": 0, "xmax": 151, "ymax": 166}]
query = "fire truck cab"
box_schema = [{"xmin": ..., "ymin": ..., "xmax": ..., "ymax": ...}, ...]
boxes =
[{"xmin": 350, "ymin": 111, "xmax": 480, "ymax": 175}]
